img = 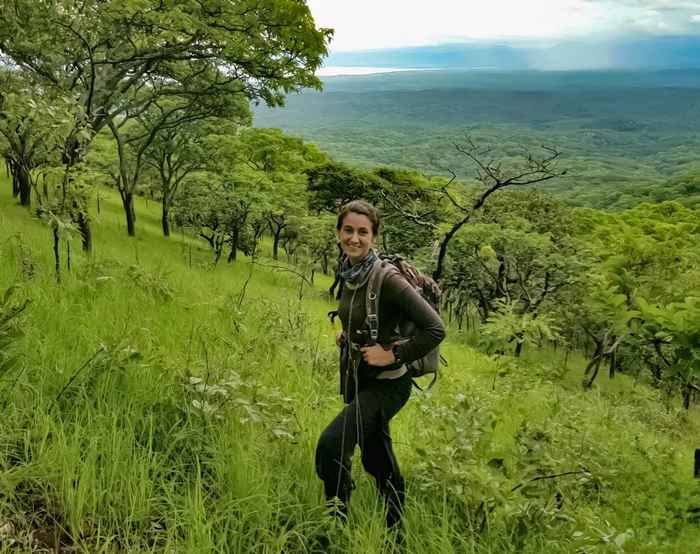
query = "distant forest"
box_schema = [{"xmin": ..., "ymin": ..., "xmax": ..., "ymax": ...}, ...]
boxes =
[{"xmin": 254, "ymin": 69, "xmax": 700, "ymax": 210}]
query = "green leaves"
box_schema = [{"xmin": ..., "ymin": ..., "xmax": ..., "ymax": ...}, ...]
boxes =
[
  {"xmin": 0, "ymin": 0, "xmax": 331, "ymax": 116},
  {"xmin": 574, "ymin": 202, "xmax": 700, "ymax": 400},
  {"xmin": 480, "ymin": 299, "xmax": 561, "ymax": 354},
  {"xmin": 636, "ymin": 296, "xmax": 700, "ymax": 395},
  {"xmin": 185, "ymin": 371, "xmax": 298, "ymax": 441},
  {"xmin": 0, "ymin": 286, "xmax": 29, "ymax": 378}
]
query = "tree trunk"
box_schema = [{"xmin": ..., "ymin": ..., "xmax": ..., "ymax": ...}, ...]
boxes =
[
  {"xmin": 272, "ymin": 230, "xmax": 281, "ymax": 261},
  {"xmin": 7, "ymin": 159, "xmax": 20, "ymax": 198},
  {"xmin": 121, "ymin": 192, "xmax": 136, "ymax": 237},
  {"xmin": 64, "ymin": 137, "xmax": 93, "ymax": 253},
  {"xmin": 200, "ymin": 232, "xmax": 216, "ymax": 250},
  {"xmin": 71, "ymin": 199, "xmax": 92, "ymax": 253},
  {"xmin": 213, "ymin": 234, "xmax": 225, "ymax": 265},
  {"xmin": 130, "ymin": 195, "xmax": 136, "ymax": 225},
  {"xmin": 433, "ymin": 211, "xmax": 472, "ymax": 283},
  {"xmin": 251, "ymin": 224, "xmax": 265, "ymax": 260},
  {"xmin": 15, "ymin": 163, "xmax": 31, "ymax": 207},
  {"xmin": 608, "ymin": 349, "xmax": 617, "ymax": 379},
  {"xmin": 162, "ymin": 199, "xmax": 170, "ymax": 237},
  {"xmin": 682, "ymin": 385, "xmax": 690, "ymax": 410},
  {"xmin": 584, "ymin": 340, "xmax": 603, "ymax": 376},
  {"xmin": 7, "ymin": 158, "xmax": 20, "ymax": 198},
  {"xmin": 53, "ymin": 227, "xmax": 61, "ymax": 283},
  {"xmin": 583, "ymin": 356, "xmax": 603, "ymax": 389},
  {"xmin": 227, "ymin": 226, "xmax": 239, "ymax": 263},
  {"xmin": 514, "ymin": 340, "xmax": 524, "ymax": 357}
]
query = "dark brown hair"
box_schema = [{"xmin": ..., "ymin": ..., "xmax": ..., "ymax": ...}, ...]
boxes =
[{"xmin": 336, "ymin": 200, "xmax": 381, "ymax": 235}]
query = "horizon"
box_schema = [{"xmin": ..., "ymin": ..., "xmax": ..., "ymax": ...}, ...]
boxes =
[{"xmin": 319, "ymin": 35, "xmax": 700, "ymax": 72}]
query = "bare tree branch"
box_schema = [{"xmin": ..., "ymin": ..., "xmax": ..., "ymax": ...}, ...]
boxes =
[
  {"xmin": 377, "ymin": 189, "xmax": 438, "ymax": 229},
  {"xmin": 511, "ymin": 468, "xmax": 591, "ymax": 493},
  {"xmin": 432, "ymin": 136, "xmax": 566, "ymax": 282},
  {"xmin": 252, "ymin": 260, "xmax": 313, "ymax": 286}
]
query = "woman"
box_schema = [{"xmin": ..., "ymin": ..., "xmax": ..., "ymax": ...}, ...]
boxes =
[{"xmin": 315, "ymin": 200, "xmax": 446, "ymax": 529}]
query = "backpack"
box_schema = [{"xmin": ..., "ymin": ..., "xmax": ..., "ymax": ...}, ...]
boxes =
[{"xmin": 365, "ymin": 254, "xmax": 445, "ymax": 389}]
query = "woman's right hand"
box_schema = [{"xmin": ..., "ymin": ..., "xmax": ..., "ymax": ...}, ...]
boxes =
[{"xmin": 336, "ymin": 330, "xmax": 346, "ymax": 347}]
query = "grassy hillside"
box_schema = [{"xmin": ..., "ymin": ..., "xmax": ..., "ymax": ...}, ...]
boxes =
[{"xmin": 0, "ymin": 182, "xmax": 699, "ymax": 553}]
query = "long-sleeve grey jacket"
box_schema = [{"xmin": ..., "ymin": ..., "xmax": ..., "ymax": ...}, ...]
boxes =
[{"xmin": 337, "ymin": 269, "xmax": 446, "ymax": 394}]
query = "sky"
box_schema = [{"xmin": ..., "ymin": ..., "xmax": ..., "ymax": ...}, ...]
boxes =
[{"xmin": 306, "ymin": 0, "xmax": 700, "ymax": 52}]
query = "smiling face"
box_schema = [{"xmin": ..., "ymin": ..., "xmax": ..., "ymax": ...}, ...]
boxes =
[{"xmin": 337, "ymin": 211, "xmax": 375, "ymax": 264}]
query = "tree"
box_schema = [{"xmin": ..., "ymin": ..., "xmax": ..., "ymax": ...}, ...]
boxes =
[
  {"xmin": 0, "ymin": 71, "xmax": 71, "ymax": 208},
  {"xmin": 295, "ymin": 214, "xmax": 337, "ymax": 279},
  {"xmin": 106, "ymin": 84, "xmax": 251, "ymax": 236},
  {"xmin": 636, "ymin": 296, "xmax": 700, "ymax": 409},
  {"xmin": 571, "ymin": 201, "xmax": 700, "ymax": 398},
  {"xmin": 479, "ymin": 298, "xmax": 561, "ymax": 357},
  {"xmin": 144, "ymin": 117, "xmax": 246, "ymax": 237},
  {"xmin": 237, "ymin": 128, "xmax": 324, "ymax": 260},
  {"xmin": 306, "ymin": 161, "xmax": 385, "ymax": 212},
  {"xmin": 443, "ymin": 193, "xmax": 579, "ymax": 356},
  {"xmin": 371, "ymin": 167, "xmax": 445, "ymax": 258},
  {"xmin": 576, "ymin": 276, "xmax": 637, "ymax": 388},
  {"xmin": 0, "ymin": 72, "xmax": 38, "ymax": 207},
  {"xmin": 0, "ymin": 0, "xmax": 332, "ymax": 246},
  {"xmin": 173, "ymin": 171, "xmax": 268, "ymax": 265},
  {"xmin": 431, "ymin": 136, "xmax": 566, "ymax": 283}
]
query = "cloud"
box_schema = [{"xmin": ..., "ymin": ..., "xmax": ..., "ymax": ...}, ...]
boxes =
[
  {"xmin": 579, "ymin": 0, "xmax": 700, "ymax": 34},
  {"xmin": 583, "ymin": 0, "xmax": 700, "ymax": 7},
  {"xmin": 308, "ymin": 0, "xmax": 700, "ymax": 52}
]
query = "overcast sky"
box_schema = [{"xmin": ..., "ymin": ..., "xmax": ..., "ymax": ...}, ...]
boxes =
[{"xmin": 307, "ymin": 0, "xmax": 700, "ymax": 52}]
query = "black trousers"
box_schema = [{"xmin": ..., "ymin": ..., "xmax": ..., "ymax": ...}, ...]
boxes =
[{"xmin": 315, "ymin": 372, "xmax": 412, "ymax": 527}]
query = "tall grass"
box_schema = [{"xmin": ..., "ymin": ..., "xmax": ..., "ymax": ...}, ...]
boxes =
[{"xmin": 0, "ymin": 181, "xmax": 698, "ymax": 553}]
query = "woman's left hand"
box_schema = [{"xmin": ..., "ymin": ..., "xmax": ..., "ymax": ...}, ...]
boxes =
[{"xmin": 359, "ymin": 344, "xmax": 396, "ymax": 367}]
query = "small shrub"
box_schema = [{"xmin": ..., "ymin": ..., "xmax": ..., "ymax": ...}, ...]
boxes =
[
  {"xmin": 185, "ymin": 371, "xmax": 299, "ymax": 442},
  {"xmin": 126, "ymin": 264, "xmax": 175, "ymax": 301}
]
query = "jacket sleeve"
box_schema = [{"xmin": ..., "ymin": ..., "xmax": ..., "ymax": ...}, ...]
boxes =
[{"xmin": 381, "ymin": 271, "xmax": 446, "ymax": 364}]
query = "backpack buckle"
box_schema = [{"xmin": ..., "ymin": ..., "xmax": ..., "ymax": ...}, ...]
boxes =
[{"xmin": 367, "ymin": 314, "xmax": 379, "ymax": 341}]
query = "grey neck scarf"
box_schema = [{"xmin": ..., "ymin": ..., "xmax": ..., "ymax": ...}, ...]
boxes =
[{"xmin": 339, "ymin": 250, "xmax": 378, "ymax": 288}]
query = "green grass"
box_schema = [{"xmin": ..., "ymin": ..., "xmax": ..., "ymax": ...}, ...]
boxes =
[{"xmin": 0, "ymin": 181, "xmax": 699, "ymax": 553}]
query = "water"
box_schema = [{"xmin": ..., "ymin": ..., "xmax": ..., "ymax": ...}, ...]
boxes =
[{"xmin": 317, "ymin": 66, "xmax": 435, "ymax": 76}]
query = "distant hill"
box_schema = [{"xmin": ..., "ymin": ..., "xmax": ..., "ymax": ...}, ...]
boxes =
[
  {"xmin": 326, "ymin": 36, "xmax": 700, "ymax": 71},
  {"xmin": 255, "ymin": 69, "xmax": 700, "ymax": 209}
]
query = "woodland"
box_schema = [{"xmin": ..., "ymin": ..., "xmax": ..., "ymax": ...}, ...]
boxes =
[
  {"xmin": 255, "ymin": 69, "xmax": 700, "ymax": 210},
  {"xmin": 0, "ymin": 1, "xmax": 699, "ymax": 553}
]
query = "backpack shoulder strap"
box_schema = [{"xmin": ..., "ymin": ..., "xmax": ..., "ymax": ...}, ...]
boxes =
[
  {"xmin": 411, "ymin": 372, "xmax": 438, "ymax": 391},
  {"xmin": 365, "ymin": 261, "xmax": 394, "ymax": 345}
]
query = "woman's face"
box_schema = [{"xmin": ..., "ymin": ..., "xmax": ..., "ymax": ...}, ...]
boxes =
[{"xmin": 337, "ymin": 211, "xmax": 375, "ymax": 264}]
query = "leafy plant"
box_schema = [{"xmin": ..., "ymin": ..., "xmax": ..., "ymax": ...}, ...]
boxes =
[
  {"xmin": 0, "ymin": 286, "xmax": 29, "ymax": 379},
  {"xmin": 185, "ymin": 371, "xmax": 298, "ymax": 442},
  {"xmin": 480, "ymin": 299, "xmax": 561, "ymax": 356}
]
